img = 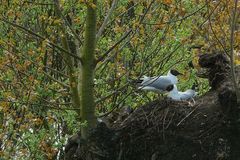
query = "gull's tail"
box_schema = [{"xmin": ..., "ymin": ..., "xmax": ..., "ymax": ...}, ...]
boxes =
[
  {"xmin": 139, "ymin": 75, "xmax": 152, "ymax": 85},
  {"xmin": 135, "ymin": 75, "xmax": 152, "ymax": 85},
  {"xmin": 194, "ymin": 91, "xmax": 198, "ymax": 97},
  {"xmin": 137, "ymin": 76, "xmax": 158, "ymax": 91}
]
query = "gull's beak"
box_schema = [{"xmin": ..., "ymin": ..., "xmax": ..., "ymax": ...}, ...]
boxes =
[
  {"xmin": 179, "ymin": 72, "xmax": 184, "ymax": 75},
  {"xmin": 177, "ymin": 71, "xmax": 184, "ymax": 76}
]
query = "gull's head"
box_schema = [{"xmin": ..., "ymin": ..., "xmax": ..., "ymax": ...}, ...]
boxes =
[
  {"xmin": 191, "ymin": 83, "xmax": 198, "ymax": 96},
  {"xmin": 191, "ymin": 84, "xmax": 196, "ymax": 90},
  {"xmin": 167, "ymin": 69, "xmax": 183, "ymax": 84},
  {"xmin": 191, "ymin": 83, "xmax": 198, "ymax": 90},
  {"xmin": 169, "ymin": 69, "xmax": 183, "ymax": 76},
  {"xmin": 166, "ymin": 84, "xmax": 174, "ymax": 92}
]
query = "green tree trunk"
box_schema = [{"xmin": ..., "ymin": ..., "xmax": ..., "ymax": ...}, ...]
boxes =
[{"xmin": 80, "ymin": 0, "xmax": 97, "ymax": 139}]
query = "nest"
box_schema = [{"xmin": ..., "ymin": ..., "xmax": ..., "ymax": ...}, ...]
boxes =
[{"xmin": 110, "ymin": 93, "xmax": 227, "ymax": 160}]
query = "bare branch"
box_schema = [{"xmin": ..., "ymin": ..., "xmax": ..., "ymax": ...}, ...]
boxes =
[
  {"xmin": 108, "ymin": 2, "xmax": 139, "ymax": 26},
  {"xmin": 0, "ymin": 18, "xmax": 83, "ymax": 63},
  {"xmin": 229, "ymin": 0, "xmax": 240, "ymax": 104},
  {"xmin": 45, "ymin": 66, "xmax": 69, "ymax": 78},
  {"xmin": 95, "ymin": 0, "xmax": 155, "ymax": 64},
  {"xmin": 43, "ymin": 72, "xmax": 70, "ymax": 88},
  {"xmin": 143, "ymin": 3, "xmax": 207, "ymax": 25},
  {"xmin": 96, "ymin": 0, "xmax": 118, "ymax": 40},
  {"xmin": 207, "ymin": 3, "xmax": 229, "ymax": 56},
  {"xmin": 53, "ymin": 0, "xmax": 83, "ymax": 45},
  {"xmin": 23, "ymin": 1, "xmax": 54, "ymax": 5},
  {"xmin": 95, "ymin": 30, "xmax": 132, "ymax": 64},
  {"xmin": 95, "ymin": 83, "xmax": 129, "ymax": 104}
]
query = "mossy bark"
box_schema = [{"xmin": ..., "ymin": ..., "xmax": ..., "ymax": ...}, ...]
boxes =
[
  {"xmin": 80, "ymin": 0, "xmax": 97, "ymax": 139},
  {"xmin": 61, "ymin": 35, "xmax": 81, "ymax": 111}
]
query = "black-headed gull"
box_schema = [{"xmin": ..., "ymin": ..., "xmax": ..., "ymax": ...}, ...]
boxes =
[
  {"xmin": 167, "ymin": 84, "xmax": 197, "ymax": 103},
  {"xmin": 138, "ymin": 69, "xmax": 183, "ymax": 93}
]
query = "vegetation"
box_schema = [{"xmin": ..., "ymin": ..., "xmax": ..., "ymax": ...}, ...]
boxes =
[{"xmin": 0, "ymin": 0, "xmax": 239, "ymax": 159}]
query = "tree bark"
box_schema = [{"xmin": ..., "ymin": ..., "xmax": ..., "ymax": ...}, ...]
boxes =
[
  {"xmin": 54, "ymin": 0, "xmax": 81, "ymax": 114},
  {"xmin": 80, "ymin": 0, "xmax": 97, "ymax": 139}
]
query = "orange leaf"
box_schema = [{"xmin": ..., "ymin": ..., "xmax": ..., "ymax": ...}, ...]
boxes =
[{"xmin": 163, "ymin": 0, "xmax": 172, "ymax": 5}]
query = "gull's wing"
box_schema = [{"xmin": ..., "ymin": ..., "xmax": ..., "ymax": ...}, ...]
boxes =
[
  {"xmin": 140, "ymin": 76, "xmax": 155, "ymax": 85},
  {"xmin": 168, "ymin": 92, "xmax": 181, "ymax": 100},
  {"xmin": 146, "ymin": 76, "xmax": 173, "ymax": 91},
  {"xmin": 179, "ymin": 90, "xmax": 196, "ymax": 100}
]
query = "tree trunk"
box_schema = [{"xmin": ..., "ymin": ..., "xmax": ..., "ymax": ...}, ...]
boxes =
[
  {"xmin": 80, "ymin": 0, "xmax": 97, "ymax": 139},
  {"xmin": 54, "ymin": 0, "xmax": 81, "ymax": 114}
]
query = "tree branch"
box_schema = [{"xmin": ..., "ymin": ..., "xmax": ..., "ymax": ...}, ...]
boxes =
[
  {"xmin": 54, "ymin": 2, "xmax": 83, "ymax": 45},
  {"xmin": 54, "ymin": 0, "xmax": 81, "ymax": 112},
  {"xmin": 142, "ymin": 3, "xmax": 207, "ymax": 25},
  {"xmin": 229, "ymin": 0, "xmax": 240, "ymax": 104},
  {"xmin": 95, "ymin": 30, "xmax": 132, "ymax": 64},
  {"xmin": 0, "ymin": 17, "xmax": 83, "ymax": 63},
  {"xmin": 43, "ymin": 72, "xmax": 70, "ymax": 88},
  {"xmin": 96, "ymin": 0, "xmax": 118, "ymax": 40},
  {"xmin": 207, "ymin": 2, "xmax": 229, "ymax": 56}
]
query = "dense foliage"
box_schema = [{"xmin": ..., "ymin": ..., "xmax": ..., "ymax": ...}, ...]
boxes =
[{"xmin": 0, "ymin": 0, "xmax": 239, "ymax": 159}]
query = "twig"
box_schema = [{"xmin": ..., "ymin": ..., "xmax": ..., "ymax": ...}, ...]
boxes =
[
  {"xmin": 143, "ymin": 3, "xmax": 207, "ymax": 25},
  {"xmin": 108, "ymin": 2, "xmax": 139, "ymax": 26},
  {"xmin": 96, "ymin": 0, "xmax": 155, "ymax": 64},
  {"xmin": 0, "ymin": 99, "xmax": 77, "ymax": 110},
  {"xmin": 141, "ymin": 107, "xmax": 150, "ymax": 126},
  {"xmin": 206, "ymin": 1, "xmax": 229, "ymax": 56},
  {"xmin": 98, "ymin": 91, "xmax": 132, "ymax": 118},
  {"xmin": 95, "ymin": 30, "xmax": 132, "ymax": 64},
  {"xmin": 162, "ymin": 108, "xmax": 169, "ymax": 140},
  {"xmin": 53, "ymin": 0, "xmax": 83, "ymax": 44},
  {"xmin": 229, "ymin": 0, "xmax": 240, "ymax": 104},
  {"xmin": 95, "ymin": 83, "xmax": 129, "ymax": 104},
  {"xmin": 45, "ymin": 66, "xmax": 69, "ymax": 78},
  {"xmin": 177, "ymin": 104, "xmax": 199, "ymax": 126},
  {"xmin": 43, "ymin": 72, "xmax": 70, "ymax": 88},
  {"xmin": 96, "ymin": 0, "xmax": 118, "ymax": 40},
  {"xmin": 0, "ymin": 17, "xmax": 83, "ymax": 63},
  {"xmin": 23, "ymin": 1, "xmax": 54, "ymax": 5}
]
